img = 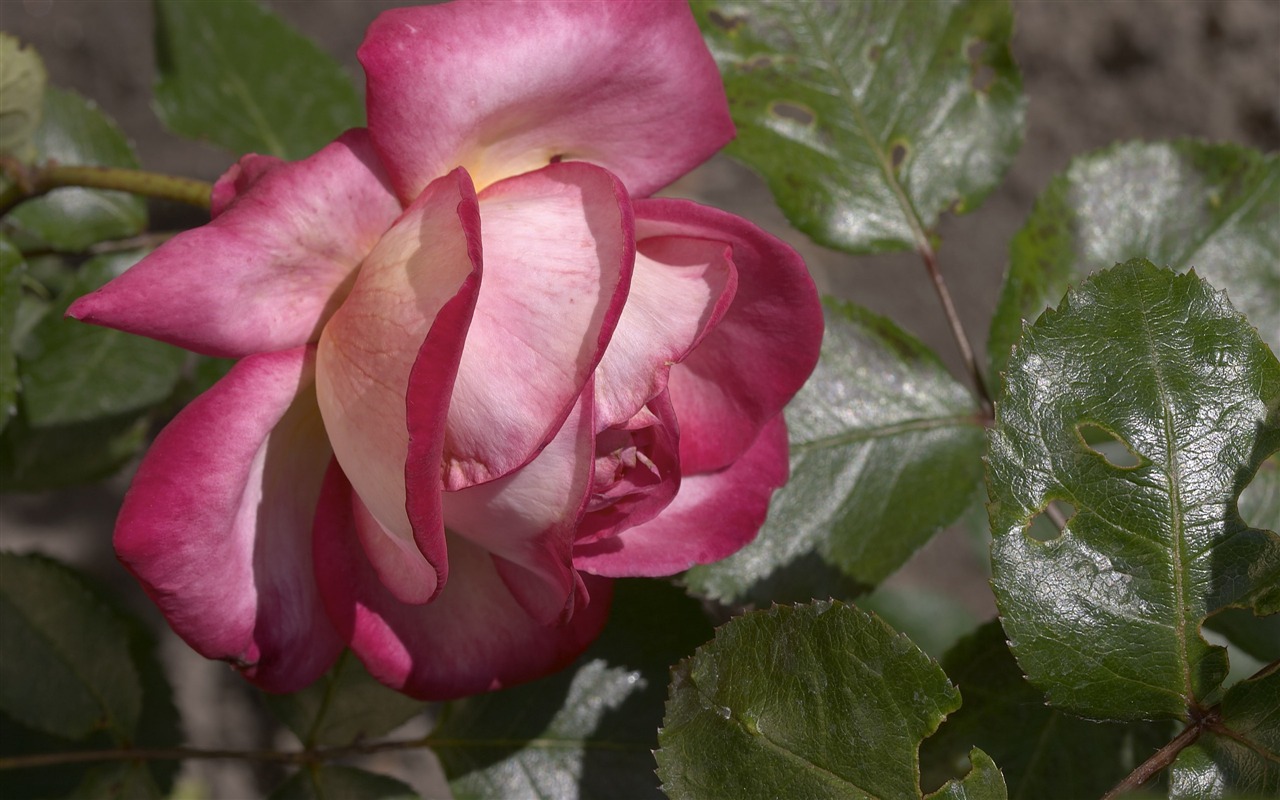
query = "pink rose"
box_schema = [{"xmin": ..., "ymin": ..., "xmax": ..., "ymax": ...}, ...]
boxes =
[{"xmin": 69, "ymin": 0, "xmax": 822, "ymax": 699}]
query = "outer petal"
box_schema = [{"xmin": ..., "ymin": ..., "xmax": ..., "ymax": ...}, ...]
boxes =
[
  {"xmin": 361, "ymin": 0, "xmax": 733, "ymax": 201},
  {"xmin": 574, "ymin": 414, "xmax": 789, "ymax": 578},
  {"xmin": 314, "ymin": 465, "xmax": 612, "ymax": 701},
  {"xmin": 443, "ymin": 162, "xmax": 633, "ymax": 489},
  {"xmin": 634, "ymin": 199, "xmax": 823, "ymax": 474},
  {"xmin": 316, "ymin": 168, "xmax": 481, "ymax": 602},
  {"xmin": 442, "ymin": 388, "xmax": 595, "ymax": 626},
  {"xmin": 114, "ymin": 347, "xmax": 342, "ymax": 692},
  {"xmin": 593, "ymin": 236, "xmax": 736, "ymax": 431},
  {"xmin": 68, "ymin": 130, "xmax": 402, "ymax": 358}
]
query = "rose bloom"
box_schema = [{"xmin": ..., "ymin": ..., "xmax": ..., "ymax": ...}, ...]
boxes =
[{"xmin": 70, "ymin": 0, "xmax": 822, "ymax": 699}]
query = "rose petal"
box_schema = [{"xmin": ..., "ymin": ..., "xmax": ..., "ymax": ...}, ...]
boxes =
[
  {"xmin": 442, "ymin": 162, "xmax": 633, "ymax": 489},
  {"xmin": 68, "ymin": 130, "xmax": 402, "ymax": 358},
  {"xmin": 316, "ymin": 168, "xmax": 482, "ymax": 597},
  {"xmin": 593, "ymin": 235, "xmax": 736, "ymax": 431},
  {"xmin": 442, "ymin": 387, "xmax": 595, "ymax": 625},
  {"xmin": 361, "ymin": 0, "xmax": 732, "ymax": 201},
  {"xmin": 114, "ymin": 346, "xmax": 342, "ymax": 692},
  {"xmin": 314, "ymin": 464, "xmax": 613, "ymax": 701},
  {"xmin": 210, "ymin": 153, "xmax": 282, "ymax": 218},
  {"xmin": 574, "ymin": 414, "xmax": 789, "ymax": 577},
  {"xmin": 634, "ymin": 199, "xmax": 823, "ymax": 473}
]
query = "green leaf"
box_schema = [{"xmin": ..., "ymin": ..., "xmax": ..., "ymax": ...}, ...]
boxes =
[
  {"xmin": 1205, "ymin": 607, "xmax": 1280, "ymax": 663},
  {"xmin": 656, "ymin": 600, "xmax": 1005, "ymax": 800},
  {"xmin": 153, "ymin": 0, "xmax": 363, "ymax": 160},
  {"xmin": 265, "ymin": 650, "xmax": 427, "ymax": 748},
  {"xmin": 1169, "ymin": 667, "xmax": 1280, "ymax": 799},
  {"xmin": 1238, "ymin": 454, "xmax": 1279, "ymax": 533},
  {"xmin": 857, "ymin": 584, "xmax": 979, "ymax": 660},
  {"xmin": 436, "ymin": 579, "xmax": 713, "ymax": 800},
  {"xmin": 0, "ymin": 236, "xmax": 23, "ymax": 434},
  {"xmin": 1, "ymin": 88, "xmax": 147, "ymax": 252},
  {"xmin": 683, "ymin": 301, "xmax": 985, "ymax": 606},
  {"xmin": 692, "ymin": 0, "xmax": 1023, "ymax": 254},
  {"xmin": 920, "ymin": 622, "xmax": 1167, "ymax": 799},
  {"xmin": 989, "ymin": 142, "xmax": 1280, "ymax": 386},
  {"xmin": 0, "ymin": 553, "xmax": 140, "ymax": 740},
  {"xmin": 20, "ymin": 250, "xmax": 185, "ymax": 427},
  {"xmin": 269, "ymin": 766, "xmax": 419, "ymax": 800},
  {"xmin": 0, "ymin": 411, "xmax": 149, "ymax": 490},
  {"xmin": 987, "ymin": 260, "xmax": 1280, "ymax": 721}
]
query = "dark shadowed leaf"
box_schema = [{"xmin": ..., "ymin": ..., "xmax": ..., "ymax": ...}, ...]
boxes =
[
  {"xmin": 269, "ymin": 765, "xmax": 420, "ymax": 800},
  {"xmin": 920, "ymin": 622, "xmax": 1167, "ymax": 799},
  {"xmin": 1169, "ymin": 666, "xmax": 1279, "ymax": 799},
  {"xmin": 692, "ymin": 0, "xmax": 1023, "ymax": 254},
  {"xmin": 1205, "ymin": 607, "xmax": 1280, "ymax": 664},
  {"xmin": 436, "ymin": 579, "xmax": 713, "ymax": 800},
  {"xmin": 989, "ymin": 142, "xmax": 1279, "ymax": 387},
  {"xmin": 1, "ymin": 88, "xmax": 146, "ymax": 251},
  {"xmin": 0, "ymin": 237, "xmax": 22, "ymax": 433},
  {"xmin": 657, "ymin": 601, "xmax": 1005, "ymax": 800},
  {"xmin": 265, "ymin": 650, "xmax": 427, "ymax": 748},
  {"xmin": 683, "ymin": 301, "xmax": 985, "ymax": 607},
  {"xmin": 988, "ymin": 260, "xmax": 1280, "ymax": 721},
  {"xmin": 153, "ymin": 0, "xmax": 363, "ymax": 160}
]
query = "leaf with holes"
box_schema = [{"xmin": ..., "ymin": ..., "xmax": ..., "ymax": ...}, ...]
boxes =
[
  {"xmin": 988, "ymin": 259, "xmax": 1280, "ymax": 722},
  {"xmin": 691, "ymin": 0, "xmax": 1023, "ymax": 254},
  {"xmin": 682, "ymin": 301, "xmax": 985, "ymax": 607},
  {"xmin": 657, "ymin": 601, "xmax": 1005, "ymax": 800},
  {"xmin": 153, "ymin": 0, "xmax": 363, "ymax": 159},
  {"xmin": 989, "ymin": 141, "xmax": 1280, "ymax": 386}
]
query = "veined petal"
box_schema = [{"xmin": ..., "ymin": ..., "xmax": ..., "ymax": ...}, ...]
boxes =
[
  {"xmin": 593, "ymin": 235, "xmax": 736, "ymax": 431},
  {"xmin": 442, "ymin": 388, "xmax": 595, "ymax": 625},
  {"xmin": 114, "ymin": 347, "xmax": 342, "ymax": 692},
  {"xmin": 210, "ymin": 153, "xmax": 282, "ymax": 218},
  {"xmin": 316, "ymin": 168, "xmax": 482, "ymax": 597},
  {"xmin": 634, "ymin": 199, "xmax": 823, "ymax": 473},
  {"xmin": 68, "ymin": 130, "xmax": 402, "ymax": 358},
  {"xmin": 443, "ymin": 162, "xmax": 633, "ymax": 489},
  {"xmin": 315, "ymin": 463, "xmax": 612, "ymax": 701},
  {"xmin": 361, "ymin": 0, "xmax": 732, "ymax": 201},
  {"xmin": 574, "ymin": 415, "xmax": 789, "ymax": 577}
]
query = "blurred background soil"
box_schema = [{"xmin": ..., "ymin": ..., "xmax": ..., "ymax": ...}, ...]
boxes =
[{"xmin": 2, "ymin": 1, "xmax": 1278, "ymax": 797}]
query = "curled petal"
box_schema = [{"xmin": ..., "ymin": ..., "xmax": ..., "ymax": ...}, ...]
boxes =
[
  {"xmin": 361, "ymin": 0, "xmax": 732, "ymax": 200},
  {"xmin": 315, "ymin": 464, "xmax": 612, "ymax": 701},
  {"xmin": 317, "ymin": 168, "xmax": 482, "ymax": 598},
  {"xmin": 114, "ymin": 347, "xmax": 342, "ymax": 692},
  {"xmin": 443, "ymin": 162, "xmax": 633, "ymax": 489},
  {"xmin": 69, "ymin": 130, "xmax": 402, "ymax": 358},
  {"xmin": 634, "ymin": 199, "xmax": 823, "ymax": 473},
  {"xmin": 574, "ymin": 414, "xmax": 789, "ymax": 577}
]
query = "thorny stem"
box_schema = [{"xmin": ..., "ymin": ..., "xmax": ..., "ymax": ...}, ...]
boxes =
[
  {"xmin": 917, "ymin": 239, "xmax": 994, "ymax": 417},
  {"xmin": 0, "ymin": 157, "xmax": 212, "ymax": 216}
]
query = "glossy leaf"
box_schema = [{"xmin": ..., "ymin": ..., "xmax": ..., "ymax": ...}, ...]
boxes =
[
  {"xmin": 153, "ymin": 0, "xmax": 363, "ymax": 160},
  {"xmin": 920, "ymin": 622, "xmax": 1166, "ymax": 799},
  {"xmin": 0, "ymin": 237, "xmax": 21, "ymax": 434},
  {"xmin": 656, "ymin": 601, "xmax": 1005, "ymax": 800},
  {"xmin": 1168, "ymin": 667, "xmax": 1280, "ymax": 799},
  {"xmin": 1, "ymin": 88, "xmax": 146, "ymax": 251},
  {"xmin": 988, "ymin": 260, "xmax": 1280, "ymax": 721},
  {"xmin": 435, "ymin": 579, "xmax": 712, "ymax": 800},
  {"xmin": 989, "ymin": 142, "xmax": 1280, "ymax": 386},
  {"xmin": 269, "ymin": 766, "xmax": 419, "ymax": 800},
  {"xmin": 683, "ymin": 301, "xmax": 985, "ymax": 606},
  {"xmin": 692, "ymin": 0, "xmax": 1023, "ymax": 254},
  {"xmin": 265, "ymin": 650, "xmax": 427, "ymax": 748},
  {"xmin": 20, "ymin": 250, "xmax": 185, "ymax": 427}
]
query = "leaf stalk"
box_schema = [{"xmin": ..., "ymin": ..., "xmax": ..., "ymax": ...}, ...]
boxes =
[{"xmin": 0, "ymin": 157, "xmax": 212, "ymax": 216}]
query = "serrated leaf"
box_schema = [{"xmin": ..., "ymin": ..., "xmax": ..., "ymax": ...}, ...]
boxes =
[
  {"xmin": 0, "ymin": 553, "xmax": 140, "ymax": 740},
  {"xmin": 927, "ymin": 750, "xmax": 1007, "ymax": 800},
  {"xmin": 21, "ymin": 250, "xmax": 185, "ymax": 426},
  {"xmin": 920, "ymin": 621, "xmax": 1167, "ymax": 799},
  {"xmin": 656, "ymin": 600, "xmax": 1005, "ymax": 800},
  {"xmin": 1169, "ymin": 667, "xmax": 1279, "ymax": 800},
  {"xmin": 683, "ymin": 301, "xmax": 985, "ymax": 606},
  {"xmin": 269, "ymin": 766, "xmax": 419, "ymax": 800},
  {"xmin": 265, "ymin": 650, "xmax": 427, "ymax": 749},
  {"xmin": 153, "ymin": 0, "xmax": 363, "ymax": 160},
  {"xmin": 435, "ymin": 579, "xmax": 712, "ymax": 800},
  {"xmin": 0, "ymin": 411, "xmax": 149, "ymax": 490},
  {"xmin": 988, "ymin": 260, "xmax": 1280, "ymax": 721},
  {"xmin": 692, "ymin": 0, "xmax": 1023, "ymax": 254},
  {"xmin": 0, "ymin": 237, "xmax": 22, "ymax": 433},
  {"xmin": 989, "ymin": 142, "xmax": 1280, "ymax": 386},
  {"xmin": 2, "ymin": 88, "xmax": 147, "ymax": 251}
]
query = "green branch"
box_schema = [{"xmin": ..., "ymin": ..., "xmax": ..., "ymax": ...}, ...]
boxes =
[{"xmin": 0, "ymin": 157, "xmax": 212, "ymax": 216}]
